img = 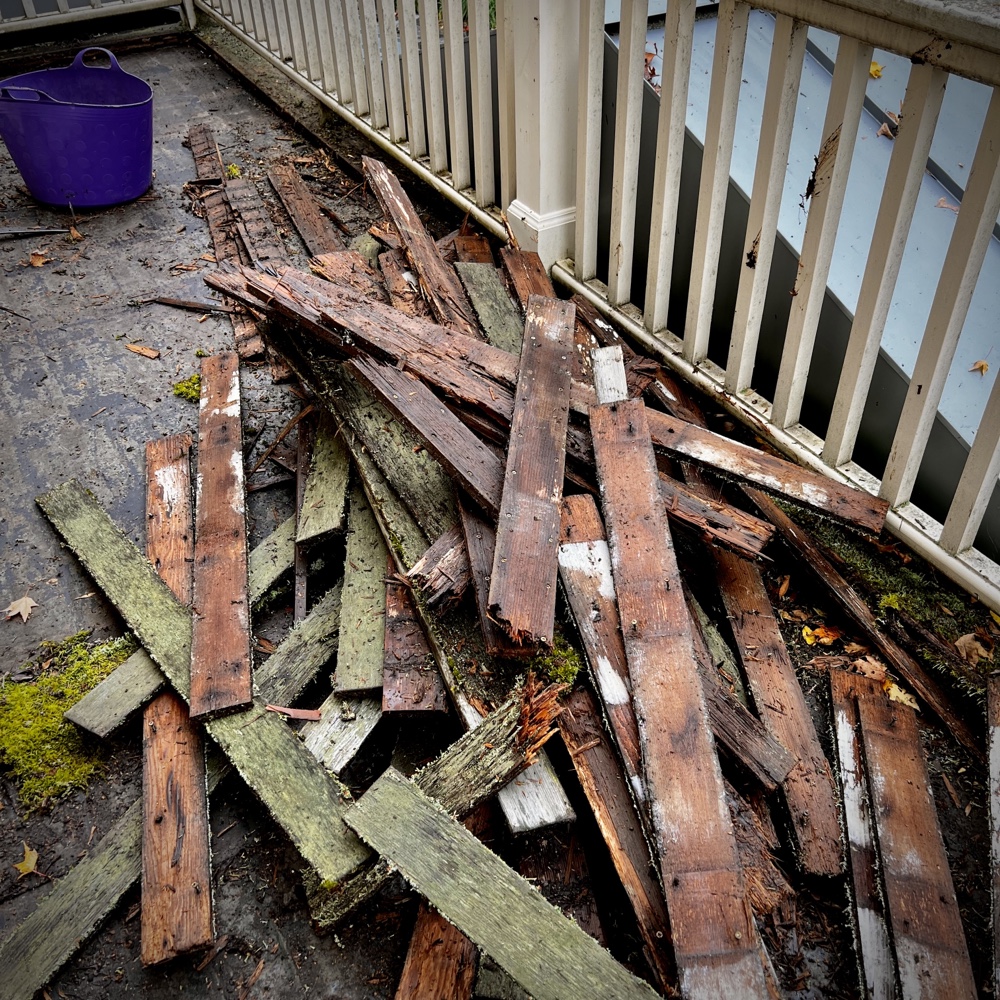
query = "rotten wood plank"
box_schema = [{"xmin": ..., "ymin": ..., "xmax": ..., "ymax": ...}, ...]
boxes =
[
  {"xmin": 311, "ymin": 250, "xmax": 389, "ymax": 302},
  {"xmin": 499, "ymin": 246, "xmax": 555, "ymax": 311},
  {"xmin": 488, "ymin": 296, "xmax": 575, "ymax": 647},
  {"xmin": 141, "ymin": 434, "xmax": 213, "ymax": 966},
  {"xmin": 455, "ymin": 261, "xmax": 523, "ymax": 355},
  {"xmin": 345, "ymin": 768, "xmax": 660, "ymax": 1000},
  {"xmin": 746, "ymin": 487, "xmax": 983, "ymax": 761},
  {"xmin": 395, "ymin": 902, "xmax": 478, "ymax": 1000},
  {"xmin": 453, "ymin": 232, "xmax": 494, "ymax": 263},
  {"xmin": 301, "ymin": 695, "xmax": 383, "ymax": 775},
  {"xmin": 224, "ymin": 176, "xmax": 285, "ymax": 265},
  {"xmin": 294, "ymin": 411, "xmax": 311, "ymax": 622},
  {"xmin": 269, "ymin": 163, "xmax": 346, "ymax": 254},
  {"xmin": 714, "ymin": 548, "xmax": 842, "ymax": 877},
  {"xmin": 296, "ymin": 413, "xmax": 350, "ymax": 544},
  {"xmin": 409, "ymin": 524, "xmax": 471, "ymax": 610},
  {"xmin": 363, "ymin": 157, "xmax": 480, "ymax": 338},
  {"xmin": 190, "ymin": 353, "xmax": 252, "ymax": 718},
  {"xmin": 379, "ymin": 248, "xmax": 433, "ymax": 319},
  {"xmin": 589, "ymin": 390, "xmax": 768, "ymax": 998},
  {"xmin": 248, "ymin": 514, "xmax": 297, "ymax": 602}
]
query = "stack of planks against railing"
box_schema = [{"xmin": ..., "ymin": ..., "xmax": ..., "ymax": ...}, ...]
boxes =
[{"xmin": 14, "ymin": 156, "xmax": 985, "ymax": 1000}]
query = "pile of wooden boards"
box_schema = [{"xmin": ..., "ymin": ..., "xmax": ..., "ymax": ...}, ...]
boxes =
[{"xmin": 2, "ymin": 143, "xmax": 985, "ymax": 1000}]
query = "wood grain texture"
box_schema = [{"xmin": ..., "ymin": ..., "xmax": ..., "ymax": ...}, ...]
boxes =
[
  {"xmin": 248, "ymin": 514, "xmax": 297, "ymax": 604},
  {"xmin": 453, "ymin": 233, "xmax": 493, "ymax": 263},
  {"xmin": 224, "ymin": 175, "xmax": 285, "ymax": 265},
  {"xmin": 714, "ymin": 548, "xmax": 842, "ymax": 877},
  {"xmin": 190, "ymin": 352, "xmax": 252, "ymax": 718},
  {"xmin": 394, "ymin": 902, "xmax": 477, "ymax": 1000},
  {"xmin": 746, "ymin": 487, "xmax": 983, "ymax": 761},
  {"xmin": 296, "ymin": 414, "xmax": 350, "ymax": 544},
  {"xmin": 589, "ymin": 397, "xmax": 768, "ymax": 999},
  {"xmin": 312, "ymin": 250, "xmax": 389, "ymax": 301},
  {"xmin": 302, "ymin": 696, "xmax": 383, "ymax": 774},
  {"xmin": 269, "ymin": 164, "xmax": 345, "ymax": 254},
  {"xmin": 455, "ymin": 261, "xmax": 523, "ymax": 355},
  {"xmin": 499, "ymin": 247, "xmax": 555, "ymax": 310},
  {"xmin": 488, "ymin": 296, "xmax": 575, "ymax": 647},
  {"xmin": 830, "ymin": 669, "xmax": 896, "ymax": 1000},
  {"xmin": 141, "ymin": 434, "xmax": 213, "ymax": 965},
  {"xmin": 379, "ymin": 248, "xmax": 433, "ymax": 318},
  {"xmin": 363, "ymin": 157, "xmax": 480, "ymax": 339},
  {"xmin": 344, "ymin": 769, "xmax": 661, "ymax": 1000},
  {"xmin": 409, "ymin": 524, "xmax": 472, "ymax": 610}
]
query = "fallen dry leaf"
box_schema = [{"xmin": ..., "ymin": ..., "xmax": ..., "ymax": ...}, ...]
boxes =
[
  {"xmin": 844, "ymin": 641, "xmax": 868, "ymax": 655},
  {"xmin": 955, "ymin": 632, "xmax": 989, "ymax": 665},
  {"xmin": 970, "ymin": 359, "xmax": 990, "ymax": 376},
  {"xmin": 852, "ymin": 655, "xmax": 887, "ymax": 681},
  {"xmin": 884, "ymin": 680, "xmax": 919, "ymax": 710},
  {"xmin": 5, "ymin": 595, "xmax": 39, "ymax": 623},
  {"xmin": 68, "ymin": 225, "xmax": 85, "ymax": 241},
  {"xmin": 125, "ymin": 343, "xmax": 161, "ymax": 360},
  {"xmin": 802, "ymin": 624, "xmax": 842, "ymax": 646},
  {"xmin": 777, "ymin": 575, "xmax": 790, "ymax": 599},
  {"xmin": 29, "ymin": 251, "xmax": 51, "ymax": 267},
  {"xmin": 12, "ymin": 842, "xmax": 38, "ymax": 879},
  {"xmin": 876, "ymin": 122, "xmax": 895, "ymax": 140},
  {"xmin": 869, "ymin": 61, "xmax": 883, "ymax": 79},
  {"xmin": 802, "ymin": 655, "xmax": 849, "ymax": 672},
  {"xmin": 991, "ymin": 610, "xmax": 1000, "ymax": 628},
  {"xmin": 265, "ymin": 704, "xmax": 322, "ymax": 721},
  {"xmin": 935, "ymin": 197, "xmax": 960, "ymax": 214}
]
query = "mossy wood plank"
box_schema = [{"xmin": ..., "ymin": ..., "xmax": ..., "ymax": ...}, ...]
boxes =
[
  {"xmin": 408, "ymin": 524, "xmax": 471, "ymax": 610},
  {"xmin": 395, "ymin": 901, "xmax": 477, "ymax": 1000},
  {"xmin": 488, "ymin": 296, "xmax": 574, "ymax": 647},
  {"xmin": 363, "ymin": 157, "xmax": 480, "ymax": 339},
  {"xmin": 829, "ymin": 669, "xmax": 896, "ymax": 1000},
  {"xmin": 37, "ymin": 480, "xmax": 370, "ymax": 886},
  {"xmin": 294, "ymin": 413, "xmax": 311, "ymax": 622},
  {"xmin": 379, "ymin": 248, "xmax": 433, "ymax": 319},
  {"xmin": 590, "ymin": 396, "xmax": 768, "ymax": 999},
  {"xmin": 248, "ymin": 514, "xmax": 297, "ymax": 603},
  {"xmin": 297, "ymin": 414, "xmax": 350, "ymax": 544},
  {"xmin": 141, "ymin": 434, "xmax": 214, "ymax": 965},
  {"xmin": 302, "ymin": 695, "xmax": 383, "ymax": 774},
  {"xmin": 714, "ymin": 548, "xmax": 842, "ymax": 877},
  {"xmin": 190, "ymin": 353, "xmax": 252, "ymax": 718},
  {"xmin": 344, "ymin": 768, "xmax": 660, "ymax": 1000},
  {"xmin": 455, "ymin": 261, "xmax": 523, "ymax": 355},
  {"xmin": 269, "ymin": 164, "xmax": 345, "ymax": 254},
  {"xmin": 335, "ymin": 481, "xmax": 389, "ymax": 694}
]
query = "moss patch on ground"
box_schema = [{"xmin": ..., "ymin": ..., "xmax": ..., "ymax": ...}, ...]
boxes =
[
  {"xmin": 531, "ymin": 632, "xmax": 584, "ymax": 687},
  {"xmin": 172, "ymin": 373, "xmax": 201, "ymax": 402},
  {"xmin": 0, "ymin": 630, "xmax": 136, "ymax": 812}
]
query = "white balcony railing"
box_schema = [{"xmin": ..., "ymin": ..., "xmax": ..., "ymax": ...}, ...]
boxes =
[{"xmin": 0, "ymin": 0, "xmax": 195, "ymax": 34}]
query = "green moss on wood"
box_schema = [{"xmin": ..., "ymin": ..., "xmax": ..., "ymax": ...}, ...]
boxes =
[
  {"xmin": 172, "ymin": 374, "xmax": 202, "ymax": 402},
  {"xmin": 530, "ymin": 632, "xmax": 583, "ymax": 687}
]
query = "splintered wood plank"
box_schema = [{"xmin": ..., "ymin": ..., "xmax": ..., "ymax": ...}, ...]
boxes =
[
  {"xmin": 589, "ymin": 395, "xmax": 768, "ymax": 999},
  {"xmin": 37, "ymin": 480, "xmax": 371, "ymax": 889},
  {"xmin": 350, "ymin": 358, "xmax": 505, "ymax": 517},
  {"xmin": 646, "ymin": 411, "xmax": 888, "ymax": 532},
  {"xmin": 746, "ymin": 488, "xmax": 983, "ymax": 761},
  {"xmin": 455, "ymin": 262, "xmax": 524, "ymax": 355},
  {"xmin": 344, "ymin": 769, "xmax": 661, "ymax": 1000},
  {"xmin": 714, "ymin": 548, "xmax": 842, "ymax": 877},
  {"xmin": 294, "ymin": 412, "xmax": 312, "ymax": 622},
  {"xmin": 409, "ymin": 524, "xmax": 472, "ymax": 610},
  {"xmin": 383, "ymin": 559, "xmax": 447, "ymax": 713},
  {"xmin": 454, "ymin": 232, "xmax": 494, "ymax": 263},
  {"xmin": 849, "ymin": 671, "xmax": 977, "ymax": 998},
  {"xmin": 488, "ymin": 296, "xmax": 575, "ymax": 647},
  {"xmin": 499, "ymin": 247, "xmax": 555, "ymax": 310},
  {"xmin": 363, "ymin": 157, "xmax": 480, "ymax": 339},
  {"xmin": 297, "ymin": 414, "xmax": 350, "ymax": 543},
  {"xmin": 335, "ymin": 481, "xmax": 389, "ymax": 695},
  {"xmin": 830, "ymin": 669, "xmax": 896, "ymax": 1000},
  {"xmin": 301, "ymin": 696, "xmax": 383, "ymax": 775},
  {"xmin": 269, "ymin": 164, "xmax": 346, "ymax": 254},
  {"xmin": 190, "ymin": 353, "xmax": 252, "ymax": 718},
  {"xmin": 312, "ymin": 251, "xmax": 389, "ymax": 302},
  {"xmin": 224, "ymin": 176, "xmax": 285, "ymax": 266},
  {"xmin": 558, "ymin": 688, "xmax": 674, "ymax": 992},
  {"xmin": 141, "ymin": 434, "xmax": 213, "ymax": 965},
  {"xmin": 249, "ymin": 514, "xmax": 297, "ymax": 603},
  {"xmin": 395, "ymin": 901, "xmax": 478, "ymax": 1000},
  {"xmin": 380, "ymin": 249, "xmax": 433, "ymax": 319}
]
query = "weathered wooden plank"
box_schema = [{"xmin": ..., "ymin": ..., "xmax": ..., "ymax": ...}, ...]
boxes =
[
  {"xmin": 301, "ymin": 695, "xmax": 383, "ymax": 775},
  {"xmin": 224, "ymin": 176, "xmax": 285, "ymax": 265},
  {"xmin": 395, "ymin": 902, "xmax": 477, "ymax": 1000},
  {"xmin": 499, "ymin": 246, "xmax": 555, "ymax": 310},
  {"xmin": 558, "ymin": 688, "xmax": 674, "ymax": 992},
  {"xmin": 746, "ymin": 487, "xmax": 983, "ymax": 761},
  {"xmin": 589, "ymin": 395, "xmax": 768, "ymax": 999},
  {"xmin": 294, "ymin": 411, "xmax": 311, "ymax": 622},
  {"xmin": 269, "ymin": 163, "xmax": 346, "ymax": 254},
  {"xmin": 37, "ymin": 480, "xmax": 371, "ymax": 887},
  {"xmin": 344, "ymin": 768, "xmax": 660, "ymax": 1000},
  {"xmin": 409, "ymin": 524, "xmax": 471, "ymax": 610},
  {"xmin": 829, "ymin": 669, "xmax": 896, "ymax": 1000},
  {"xmin": 383, "ymin": 559, "xmax": 447, "ymax": 713},
  {"xmin": 336, "ymin": 480, "xmax": 389, "ymax": 695},
  {"xmin": 249, "ymin": 514, "xmax": 297, "ymax": 603},
  {"xmin": 297, "ymin": 413, "xmax": 350, "ymax": 544},
  {"xmin": 991, "ymin": 674, "xmax": 1000, "ymax": 994},
  {"xmin": 455, "ymin": 261, "xmax": 524, "ymax": 355},
  {"xmin": 311, "ymin": 250, "xmax": 389, "ymax": 302},
  {"xmin": 591, "ymin": 344, "xmax": 629, "ymax": 403},
  {"xmin": 190, "ymin": 353, "xmax": 252, "ymax": 718},
  {"xmin": 379, "ymin": 248, "xmax": 433, "ymax": 319},
  {"xmin": 141, "ymin": 434, "xmax": 213, "ymax": 965},
  {"xmin": 453, "ymin": 232, "xmax": 494, "ymax": 263},
  {"xmin": 363, "ymin": 157, "xmax": 480, "ymax": 339},
  {"xmin": 488, "ymin": 296, "xmax": 575, "ymax": 647},
  {"xmin": 714, "ymin": 547, "xmax": 842, "ymax": 877},
  {"xmin": 850, "ymin": 670, "xmax": 977, "ymax": 998}
]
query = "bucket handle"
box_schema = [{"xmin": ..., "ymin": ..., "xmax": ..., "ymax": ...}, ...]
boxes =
[
  {"xmin": 70, "ymin": 47, "xmax": 124, "ymax": 72},
  {"xmin": 0, "ymin": 86, "xmax": 56, "ymax": 103}
]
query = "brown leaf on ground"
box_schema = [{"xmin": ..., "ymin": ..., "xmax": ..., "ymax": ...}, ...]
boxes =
[
  {"xmin": 884, "ymin": 680, "xmax": 919, "ymax": 710},
  {"xmin": 876, "ymin": 122, "xmax": 895, "ymax": 140},
  {"xmin": 802, "ymin": 624, "xmax": 842, "ymax": 646},
  {"xmin": 852, "ymin": 655, "xmax": 887, "ymax": 681},
  {"xmin": 12, "ymin": 843, "xmax": 38, "ymax": 878},
  {"xmin": 29, "ymin": 252, "xmax": 51, "ymax": 267},
  {"xmin": 970, "ymin": 359, "xmax": 990, "ymax": 376},
  {"xmin": 4, "ymin": 595, "xmax": 38, "ymax": 623},
  {"xmin": 843, "ymin": 641, "xmax": 868, "ymax": 655},
  {"xmin": 935, "ymin": 197, "xmax": 960, "ymax": 214},
  {"xmin": 802, "ymin": 655, "xmax": 850, "ymax": 672},
  {"xmin": 955, "ymin": 632, "xmax": 989, "ymax": 665}
]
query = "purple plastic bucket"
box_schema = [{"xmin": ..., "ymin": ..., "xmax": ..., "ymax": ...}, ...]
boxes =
[{"xmin": 0, "ymin": 48, "xmax": 152, "ymax": 209}]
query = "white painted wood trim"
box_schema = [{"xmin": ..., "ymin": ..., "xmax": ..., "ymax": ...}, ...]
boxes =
[
  {"xmin": 574, "ymin": 0, "xmax": 606, "ymax": 282},
  {"xmin": 467, "ymin": 0, "xmax": 495, "ymax": 207},
  {"xmin": 420, "ymin": 3, "xmax": 449, "ymax": 173},
  {"xmin": 325, "ymin": 0, "xmax": 352, "ymax": 104},
  {"xmin": 399, "ymin": 0, "xmax": 428, "ymax": 157},
  {"xmin": 441, "ymin": 0, "xmax": 471, "ymax": 191},
  {"xmin": 377, "ymin": 0, "xmax": 406, "ymax": 140},
  {"xmin": 359, "ymin": 0, "xmax": 388, "ymax": 130},
  {"xmin": 342, "ymin": 0, "xmax": 371, "ymax": 116},
  {"xmin": 495, "ymin": 0, "xmax": 517, "ymax": 208}
]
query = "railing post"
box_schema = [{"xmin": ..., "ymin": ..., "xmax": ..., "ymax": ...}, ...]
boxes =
[{"xmin": 503, "ymin": 0, "xmax": 580, "ymax": 269}]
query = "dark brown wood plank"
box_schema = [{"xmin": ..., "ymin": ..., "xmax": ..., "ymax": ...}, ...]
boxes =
[
  {"xmin": 223, "ymin": 176, "xmax": 285, "ymax": 265},
  {"xmin": 383, "ymin": 558, "xmax": 447, "ymax": 714},
  {"xmin": 558, "ymin": 688, "xmax": 674, "ymax": 993},
  {"xmin": 363, "ymin": 156, "xmax": 480, "ymax": 339},
  {"xmin": 745, "ymin": 487, "xmax": 983, "ymax": 761},
  {"xmin": 589, "ymin": 394, "xmax": 768, "ymax": 999},
  {"xmin": 394, "ymin": 901, "xmax": 477, "ymax": 1000},
  {"xmin": 454, "ymin": 233, "xmax": 493, "ymax": 263},
  {"xmin": 379, "ymin": 249, "xmax": 433, "ymax": 318},
  {"xmin": 269, "ymin": 163, "xmax": 346, "ymax": 254},
  {"xmin": 488, "ymin": 296, "xmax": 574, "ymax": 648},
  {"xmin": 499, "ymin": 247, "xmax": 555, "ymax": 310},
  {"xmin": 190, "ymin": 353, "xmax": 253, "ymax": 718},
  {"xmin": 408, "ymin": 524, "xmax": 472, "ymax": 610},
  {"xmin": 714, "ymin": 548, "xmax": 842, "ymax": 877},
  {"xmin": 141, "ymin": 434, "xmax": 213, "ymax": 965},
  {"xmin": 312, "ymin": 251, "xmax": 388, "ymax": 302},
  {"xmin": 851, "ymin": 670, "xmax": 977, "ymax": 998}
]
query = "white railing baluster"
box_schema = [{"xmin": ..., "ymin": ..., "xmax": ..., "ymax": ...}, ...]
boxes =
[
  {"xmin": 378, "ymin": 0, "xmax": 406, "ymax": 140},
  {"xmin": 725, "ymin": 15, "xmax": 807, "ymax": 392},
  {"xmin": 275, "ymin": 0, "xmax": 297, "ymax": 65},
  {"xmin": 642, "ymin": 0, "xmax": 696, "ymax": 330},
  {"xmin": 295, "ymin": 0, "xmax": 321, "ymax": 83},
  {"xmin": 359, "ymin": 0, "xmax": 388, "ymax": 129},
  {"xmin": 574, "ymin": 0, "xmax": 606, "ymax": 282},
  {"xmin": 343, "ymin": 0, "xmax": 371, "ymax": 117},
  {"xmin": 326, "ymin": 0, "xmax": 353, "ymax": 104},
  {"xmin": 441, "ymin": 0, "xmax": 471, "ymax": 191},
  {"xmin": 311, "ymin": 0, "xmax": 336, "ymax": 92},
  {"xmin": 399, "ymin": 0, "xmax": 427, "ymax": 156},
  {"xmin": 606, "ymin": 0, "xmax": 647, "ymax": 306},
  {"xmin": 682, "ymin": 0, "xmax": 750, "ymax": 363},
  {"xmin": 467, "ymin": 0, "xmax": 494, "ymax": 206},
  {"xmin": 822, "ymin": 63, "xmax": 947, "ymax": 467},
  {"xmin": 259, "ymin": 0, "xmax": 282, "ymax": 58},
  {"xmin": 771, "ymin": 35, "xmax": 872, "ymax": 430},
  {"xmin": 420, "ymin": 0, "xmax": 449, "ymax": 173},
  {"xmin": 880, "ymin": 87, "xmax": 1000, "ymax": 508},
  {"xmin": 496, "ymin": 0, "xmax": 517, "ymax": 207}
]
